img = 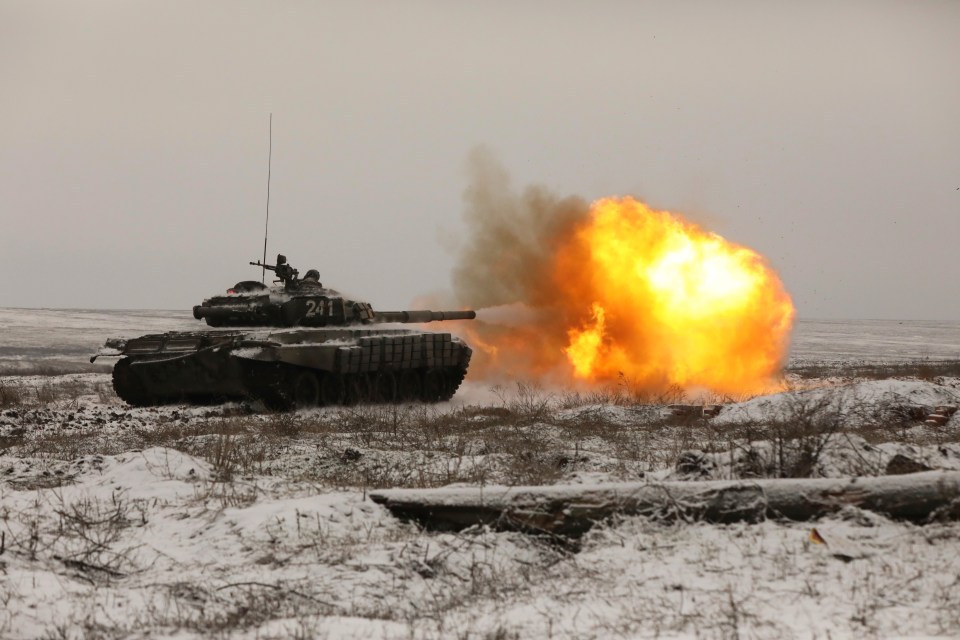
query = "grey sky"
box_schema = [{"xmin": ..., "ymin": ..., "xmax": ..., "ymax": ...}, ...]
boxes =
[{"xmin": 2, "ymin": 1, "xmax": 958, "ymax": 320}]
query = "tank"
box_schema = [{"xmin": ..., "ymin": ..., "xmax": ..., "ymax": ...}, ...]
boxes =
[{"xmin": 92, "ymin": 254, "xmax": 476, "ymax": 409}]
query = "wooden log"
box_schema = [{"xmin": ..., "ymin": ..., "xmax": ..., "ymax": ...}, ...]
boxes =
[{"xmin": 369, "ymin": 471, "xmax": 960, "ymax": 537}]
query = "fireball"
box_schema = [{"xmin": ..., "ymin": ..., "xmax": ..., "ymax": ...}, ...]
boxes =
[
  {"xmin": 454, "ymin": 185, "xmax": 794, "ymax": 396},
  {"xmin": 555, "ymin": 197, "xmax": 794, "ymax": 395}
]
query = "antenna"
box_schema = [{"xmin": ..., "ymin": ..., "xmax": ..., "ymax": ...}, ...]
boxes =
[{"xmin": 261, "ymin": 113, "xmax": 273, "ymax": 283}]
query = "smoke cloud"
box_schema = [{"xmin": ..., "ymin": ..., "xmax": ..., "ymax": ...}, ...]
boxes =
[
  {"xmin": 449, "ymin": 148, "xmax": 591, "ymax": 382},
  {"xmin": 453, "ymin": 148, "xmax": 589, "ymax": 310},
  {"xmin": 447, "ymin": 148, "xmax": 794, "ymax": 394}
]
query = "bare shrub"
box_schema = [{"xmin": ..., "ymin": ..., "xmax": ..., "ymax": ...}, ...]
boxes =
[
  {"xmin": 51, "ymin": 493, "xmax": 139, "ymax": 579},
  {"xmin": 193, "ymin": 477, "xmax": 260, "ymax": 509},
  {"xmin": 205, "ymin": 434, "xmax": 242, "ymax": 481},
  {"xmin": 729, "ymin": 392, "xmax": 845, "ymax": 478},
  {"xmin": 18, "ymin": 432, "xmax": 104, "ymax": 464},
  {"xmin": 492, "ymin": 381, "xmax": 557, "ymax": 424},
  {"xmin": 132, "ymin": 421, "xmax": 191, "ymax": 450},
  {"xmin": 34, "ymin": 383, "xmax": 61, "ymax": 405},
  {"xmin": 0, "ymin": 381, "xmax": 24, "ymax": 407},
  {"xmin": 260, "ymin": 413, "xmax": 302, "ymax": 438},
  {"xmin": 0, "ymin": 376, "xmax": 110, "ymax": 409},
  {"xmin": 1, "ymin": 492, "xmax": 141, "ymax": 584}
]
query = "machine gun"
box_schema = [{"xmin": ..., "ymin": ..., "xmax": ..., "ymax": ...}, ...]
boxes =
[{"xmin": 250, "ymin": 254, "xmax": 299, "ymax": 289}]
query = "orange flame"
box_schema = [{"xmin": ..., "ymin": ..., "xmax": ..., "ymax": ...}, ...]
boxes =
[
  {"xmin": 457, "ymin": 196, "xmax": 794, "ymax": 396},
  {"xmin": 554, "ymin": 197, "xmax": 795, "ymax": 394}
]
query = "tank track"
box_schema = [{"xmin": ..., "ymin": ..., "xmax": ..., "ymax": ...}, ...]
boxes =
[
  {"xmin": 238, "ymin": 361, "xmax": 468, "ymax": 410},
  {"xmin": 112, "ymin": 356, "xmax": 235, "ymax": 407},
  {"xmin": 112, "ymin": 358, "xmax": 153, "ymax": 406},
  {"xmin": 113, "ymin": 355, "xmax": 468, "ymax": 410}
]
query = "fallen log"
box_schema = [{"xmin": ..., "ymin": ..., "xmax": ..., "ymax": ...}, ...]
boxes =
[{"xmin": 369, "ymin": 471, "xmax": 960, "ymax": 537}]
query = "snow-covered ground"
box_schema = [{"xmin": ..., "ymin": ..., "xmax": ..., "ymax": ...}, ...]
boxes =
[
  {"xmin": 0, "ymin": 308, "xmax": 196, "ymax": 374},
  {"xmin": 2, "ymin": 310, "xmax": 960, "ymax": 638},
  {"xmin": 4, "ymin": 445, "xmax": 959, "ymax": 639},
  {"xmin": 789, "ymin": 318, "xmax": 960, "ymax": 363}
]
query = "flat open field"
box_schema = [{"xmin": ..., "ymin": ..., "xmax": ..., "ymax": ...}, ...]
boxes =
[{"xmin": 2, "ymin": 309, "xmax": 960, "ymax": 639}]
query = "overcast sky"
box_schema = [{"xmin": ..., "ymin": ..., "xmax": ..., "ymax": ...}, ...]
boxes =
[{"xmin": 2, "ymin": 1, "xmax": 958, "ymax": 320}]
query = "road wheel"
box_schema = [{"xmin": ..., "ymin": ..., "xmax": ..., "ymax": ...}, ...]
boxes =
[
  {"xmin": 439, "ymin": 366, "xmax": 466, "ymax": 401},
  {"xmin": 291, "ymin": 370, "xmax": 320, "ymax": 409},
  {"xmin": 319, "ymin": 373, "xmax": 343, "ymax": 406},
  {"xmin": 397, "ymin": 370, "xmax": 422, "ymax": 402},
  {"xmin": 358, "ymin": 373, "xmax": 376, "ymax": 403},
  {"xmin": 342, "ymin": 374, "xmax": 362, "ymax": 406},
  {"xmin": 422, "ymin": 369, "xmax": 446, "ymax": 402},
  {"xmin": 242, "ymin": 362, "xmax": 293, "ymax": 411},
  {"xmin": 375, "ymin": 371, "xmax": 397, "ymax": 403}
]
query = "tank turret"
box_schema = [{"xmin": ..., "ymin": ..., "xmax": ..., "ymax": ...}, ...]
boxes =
[
  {"xmin": 95, "ymin": 253, "xmax": 476, "ymax": 410},
  {"xmin": 192, "ymin": 254, "xmax": 475, "ymax": 328}
]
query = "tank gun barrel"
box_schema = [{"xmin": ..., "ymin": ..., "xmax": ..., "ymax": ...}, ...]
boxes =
[
  {"xmin": 374, "ymin": 310, "xmax": 476, "ymax": 324},
  {"xmin": 193, "ymin": 304, "xmax": 274, "ymax": 323}
]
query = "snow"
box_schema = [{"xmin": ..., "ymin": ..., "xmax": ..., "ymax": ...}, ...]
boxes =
[
  {"xmin": 789, "ymin": 318, "xmax": 960, "ymax": 362},
  {"xmin": 2, "ymin": 401, "xmax": 958, "ymax": 638},
  {"xmin": 2, "ymin": 311, "xmax": 960, "ymax": 637},
  {"xmin": 715, "ymin": 378, "xmax": 960, "ymax": 426},
  {"xmin": 0, "ymin": 308, "xmax": 196, "ymax": 373}
]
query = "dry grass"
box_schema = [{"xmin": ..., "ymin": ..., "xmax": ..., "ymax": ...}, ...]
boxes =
[
  {"xmin": 2, "ymin": 370, "xmax": 960, "ymax": 639},
  {"xmin": 0, "ymin": 362, "xmax": 112, "ymax": 377},
  {"xmin": 0, "ymin": 375, "xmax": 114, "ymax": 409},
  {"xmin": 787, "ymin": 359, "xmax": 960, "ymax": 380},
  {"xmin": 1, "ymin": 491, "xmax": 143, "ymax": 582},
  {"xmin": 0, "ymin": 382, "xmax": 24, "ymax": 408},
  {"xmin": 4, "ymin": 377, "xmax": 958, "ymax": 493}
]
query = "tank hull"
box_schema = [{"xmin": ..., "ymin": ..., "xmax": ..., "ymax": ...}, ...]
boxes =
[{"xmin": 105, "ymin": 326, "xmax": 472, "ymax": 409}]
